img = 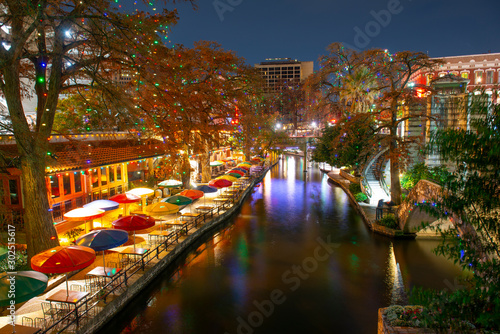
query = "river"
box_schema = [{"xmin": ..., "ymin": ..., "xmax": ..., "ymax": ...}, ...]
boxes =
[{"xmin": 102, "ymin": 155, "xmax": 463, "ymax": 334}]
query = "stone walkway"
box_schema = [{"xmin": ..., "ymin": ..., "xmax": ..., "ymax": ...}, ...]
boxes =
[{"xmin": 326, "ymin": 168, "xmax": 377, "ymax": 224}]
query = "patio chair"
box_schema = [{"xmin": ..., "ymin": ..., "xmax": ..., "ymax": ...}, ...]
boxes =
[
  {"xmin": 35, "ymin": 317, "xmax": 47, "ymax": 330},
  {"xmin": 22, "ymin": 316, "xmax": 34, "ymax": 327},
  {"xmin": 42, "ymin": 301, "xmax": 58, "ymax": 318}
]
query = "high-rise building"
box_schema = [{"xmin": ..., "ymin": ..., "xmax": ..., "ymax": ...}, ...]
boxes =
[{"xmin": 255, "ymin": 58, "xmax": 314, "ymax": 93}]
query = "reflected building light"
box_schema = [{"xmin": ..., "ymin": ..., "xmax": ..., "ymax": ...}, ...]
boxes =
[{"xmin": 387, "ymin": 242, "xmax": 405, "ymax": 305}]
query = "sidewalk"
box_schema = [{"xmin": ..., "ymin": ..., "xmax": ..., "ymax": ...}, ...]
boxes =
[{"xmin": 325, "ymin": 168, "xmax": 377, "ymax": 225}]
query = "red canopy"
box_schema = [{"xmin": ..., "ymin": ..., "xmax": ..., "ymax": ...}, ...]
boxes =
[
  {"xmin": 109, "ymin": 193, "xmax": 141, "ymax": 204},
  {"xmin": 179, "ymin": 189, "xmax": 204, "ymax": 200},
  {"xmin": 31, "ymin": 246, "xmax": 96, "ymax": 274},
  {"xmin": 209, "ymin": 179, "xmax": 233, "ymax": 189},
  {"xmin": 112, "ymin": 215, "xmax": 155, "ymax": 231}
]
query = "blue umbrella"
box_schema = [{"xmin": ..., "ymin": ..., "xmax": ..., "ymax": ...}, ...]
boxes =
[
  {"xmin": 83, "ymin": 199, "xmax": 120, "ymax": 211},
  {"xmin": 195, "ymin": 185, "xmax": 218, "ymax": 205},
  {"xmin": 195, "ymin": 185, "xmax": 218, "ymax": 193},
  {"xmin": 76, "ymin": 229, "xmax": 129, "ymax": 271}
]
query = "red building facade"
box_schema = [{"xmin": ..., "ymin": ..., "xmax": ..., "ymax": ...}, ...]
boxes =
[{"xmin": 413, "ymin": 52, "xmax": 500, "ymax": 103}]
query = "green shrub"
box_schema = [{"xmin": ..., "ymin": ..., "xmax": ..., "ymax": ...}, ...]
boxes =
[
  {"xmin": 378, "ymin": 214, "xmax": 399, "ymax": 229},
  {"xmin": 401, "ymin": 162, "xmax": 449, "ymax": 190},
  {"xmin": 355, "ymin": 192, "xmax": 367, "ymax": 202},
  {"xmin": 384, "ymin": 305, "xmax": 425, "ymax": 328},
  {"xmin": 348, "ymin": 182, "xmax": 361, "ymax": 194},
  {"xmin": 0, "ymin": 248, "xmax": 28, "ymax": 272}
]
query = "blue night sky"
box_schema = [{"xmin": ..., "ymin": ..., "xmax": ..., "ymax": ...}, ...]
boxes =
[{"xmin": 141, "ymin": 0, "xmax": 500, "ymax": 68}]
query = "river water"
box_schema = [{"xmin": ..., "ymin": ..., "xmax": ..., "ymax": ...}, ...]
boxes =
[{"xmin": 103, "ymin": 156, "xmax": 463, "ymax": 334}]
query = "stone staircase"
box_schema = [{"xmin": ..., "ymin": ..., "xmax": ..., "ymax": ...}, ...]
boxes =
[{"xmin": 366, "ymin": 157, "xmax": 391, "ymax": 206}]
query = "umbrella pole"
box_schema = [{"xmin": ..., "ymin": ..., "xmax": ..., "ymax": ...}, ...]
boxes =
[
  {"xmin": 133, "ymin": 231, "xmax": 136, "ymax": 252},
  {"xmin": 103, "ymin": 250, "xmax": 106, "ymax": 270},
  {"xmin": 66, "ymin": 274, "xmax": 69, "ymax": 297}
]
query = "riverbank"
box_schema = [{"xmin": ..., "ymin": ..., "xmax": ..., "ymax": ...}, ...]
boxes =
[
  {"xmin": 0, "ymin": 161, "xmax": 277, "ymax": 334},
  {"xmin": 79, "ymin": 162, "xmax": 276, "ymax": 333},
  {"xmin": 323, "ymin": 168, "xmax": 415, "ymax": 238}
]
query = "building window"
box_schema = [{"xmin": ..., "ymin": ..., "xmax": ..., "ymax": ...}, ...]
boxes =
[
  {"xmin": 475, "ymin": 71, "xmax": 483, "ymax": 84},
  {"xmin": 109, "ymin": 166, "xmax": 115, "ymax": 183},
  {"xmin": 461, "ymin": 72, "xmax": 469, "ymax": 79},
  {"xmin": 117, "ymin": 165, "xmax": 122, "ymax": 181},
  {"xmin": 63, "ymin": 174, "xmax": 71, "ymax": 196},
  {"xmin": 91, "ymin": 169, "xmax": 99, "ymax": 188},
  {"xmin": 50, "ymin": 176, "xmax": 60, "ymax": 198},
  {"xmin": 486, "ymin": 71, "xmax": 494, "ymax": 84},
  {"xmin": 101, "ymin": 167, "xmax": 107, "ymax": 186},
  {"xmin": 74, "ymin": 173, "xmax": 82, "ymax": 193},
  {"xmin": 9, "ymin": 179, "xmax": 19, "ymax": 205}
]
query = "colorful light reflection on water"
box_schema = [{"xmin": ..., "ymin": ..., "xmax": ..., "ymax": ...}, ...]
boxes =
[{"xmin": 105, "ymin": 156, "xmax": 464, "ymax": 334}]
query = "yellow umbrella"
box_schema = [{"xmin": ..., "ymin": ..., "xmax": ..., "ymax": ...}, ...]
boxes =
[
  {"xmin": 146, "ymin": 201, "xmax": 180, "ymax": 215},
  {"xmin": 145, "ymin": 202, "xmax": 180, "ymax": 231},
  {"xmin": 217, "ymin": 175, "xmax": 238, "ymax": 182}
]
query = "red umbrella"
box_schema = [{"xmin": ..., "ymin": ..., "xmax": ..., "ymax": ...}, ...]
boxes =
[
  {"xmin": 109, "ymin": 193, "xmax": 141, "ymax": 216},
  {"xmin": 209, "ymin": 178, "xmax": 233, "ymax": 189},
  {"xmin": 179, "ymin": 189, "xmax": 204, "ymax": 200},
  {"xmin": 31, "ymin": 246, "xmax": 96, "ymax": 296},
  {"xmin": 112, "ymin": 215, "xmax": 155, "ymax": 251}
]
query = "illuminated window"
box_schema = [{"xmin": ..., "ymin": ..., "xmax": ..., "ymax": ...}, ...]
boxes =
[
  {"xmin": 101, "ymin": 167, "xmax": 107, "ymax": 186},
  {"xmin": 50, "ymin": 176, "xmax": 60, "ymax": 198},
  {"xmin": 9, "ymin": 179, "xmax": 19, "ymax": 205},
  {"xmin": 461, "ymin": 72, "xmax": 468, "ymax": 79},
  {"xmin": 116, "ymin": 165, "xmax": 122, "ymax": 181},
  {"xmin": 109, "ymin": 166, "xmax": 115, "ymax": 183},
  {"xmin": 74, "ymin": 173, "xmax": 82, "ymax": 193},
  {"xmin": 63, "ymin": 174, "xmax": 71, "ymax": 196},
  {"xmin": 92, "ymin": 169, "xmax": 99, "ymax": 188},
  {"xmin": 486, "ymin": 71, "xmax": 494, "ymax": 84},
  {"xmin": 475, "ymin": 71, "xmax": 483, "ymax": 84}
]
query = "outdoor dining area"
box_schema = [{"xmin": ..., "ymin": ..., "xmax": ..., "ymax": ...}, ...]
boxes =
[{"xmin": 0, "ymin": 158, "xmax": 265, "ymax": 333}]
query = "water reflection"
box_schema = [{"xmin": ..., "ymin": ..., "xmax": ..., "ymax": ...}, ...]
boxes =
[{"xmin": 105, "ymin": 156, "xmax": 463, "ymax": 334}]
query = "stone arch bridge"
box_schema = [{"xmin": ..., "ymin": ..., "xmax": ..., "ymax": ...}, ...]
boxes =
[{"xmin": 396, "ymin": 179, "xmax": 454, "ymax": 237}]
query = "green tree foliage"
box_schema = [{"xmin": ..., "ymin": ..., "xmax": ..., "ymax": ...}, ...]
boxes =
[
  {"xmin": 0, "ymin": 0, "xmax": 189, "ymax": 257},
  {"xmin": 311, "ymin": 113, "xmax": 375, "ymax": 174},
  {"xmin": 401, "ymin": 162, "xmax": 449, "ymax": 190},
  {"xmin": 307, "ymin": 43, "xmax": 441, "ymax": 204},
  {"xmin": 410, "ymin": 96, "xmax": 500, "ymax": 330}
]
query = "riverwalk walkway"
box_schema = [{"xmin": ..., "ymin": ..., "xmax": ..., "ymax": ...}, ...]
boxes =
[
  {"xmin": 324, "ymin": 167, "xmax": 378, "ymax": 225},
  {"xmin": 0, "ymin": 163, "xmax": 274, "ymax": 334}
]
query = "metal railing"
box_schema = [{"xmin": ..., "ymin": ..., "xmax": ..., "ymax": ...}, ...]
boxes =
[
  {"xmin": 39, "ymin": 176, "xmax": 255, "ymax": 334},
  {"xmin": 380, "ymin": 173, "xmax": 390, "ymax": 197},
  {"xmin": 361, "ymin": 177, "xmax": 372, "ymax": 199}
]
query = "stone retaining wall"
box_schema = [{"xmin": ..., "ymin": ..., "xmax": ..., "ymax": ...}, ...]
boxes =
[
  {"xmin": 327, "ymin": 175, "xmax": 372, "ymax": 228},
  {"xmin": 339, "ymin": 169, "xmax": 361, "ymax": 184}
]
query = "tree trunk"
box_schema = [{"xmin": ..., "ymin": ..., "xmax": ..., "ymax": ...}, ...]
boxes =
[
  {"xmin": 21, "ymin": 150, "xmax": 59, "ymax": 259},
  {"xmin": 180, "ymin": 149, "xmax": 191, "ymax": 189},
  {"xmin": 389, "ymin": 122, "xmax": 402, "ymax": 205},
  {"xmin": 201, "ymin": 141, "xmax": 211, "ymax": 183}
]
